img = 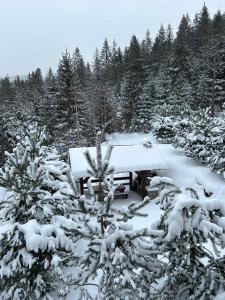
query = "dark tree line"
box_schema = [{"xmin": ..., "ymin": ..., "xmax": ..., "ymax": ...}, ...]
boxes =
[{"xmin": 0, "ymin": 4, "xmax": 225, "ymax": 159}]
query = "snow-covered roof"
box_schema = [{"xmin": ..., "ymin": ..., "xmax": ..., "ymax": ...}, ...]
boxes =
[{"xmin": 69, "ymin": 144, "xmax": 168, "ymax": 178}]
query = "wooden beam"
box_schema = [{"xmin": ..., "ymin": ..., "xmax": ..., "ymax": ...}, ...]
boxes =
[
  {"xmin": 141, "ymin": 172, "xmax": 144, "ymax": 199},
  {"xmin": 83, "ymin": 177, "xmax": 90, "ymax": 184}
]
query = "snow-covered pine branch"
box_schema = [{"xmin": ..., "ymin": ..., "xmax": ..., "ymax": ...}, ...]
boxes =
[{"xmin": 150, "ymin": 177, "xmax": 225, "ymax": 299}]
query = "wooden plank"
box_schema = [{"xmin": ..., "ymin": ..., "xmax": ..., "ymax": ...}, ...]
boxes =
[
  {"xmin": 83, "ymin": 182, "xmax": 130, "ymax": 190},
  {"xmin": 89, "ymin": 176, "xmax": 130, "ymax": 183},
  {"xmin": 114, "ymin": 176, "xmax": 130, "ymax": 181}
]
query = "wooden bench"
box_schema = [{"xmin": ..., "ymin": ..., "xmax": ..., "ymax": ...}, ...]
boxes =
[
  {"xmin": 92, "ymin": 184, "xmax": 129, "ymax": 200},
  {"xmin": 114, "ymin": 190, "xmax": 129, "ymax": 199}
]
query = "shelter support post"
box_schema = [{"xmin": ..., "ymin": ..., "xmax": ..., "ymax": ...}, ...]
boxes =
[
  {"xmin": 141, "ymin": 172, "xmax": 145, "ymax": 199},
  {"xmin": 79, "ymin": 177, "xmax": 84, "ymax": 195},
  {"xmin": 129, "ymin": 172, "xmax": 133, "ymax": 190}
]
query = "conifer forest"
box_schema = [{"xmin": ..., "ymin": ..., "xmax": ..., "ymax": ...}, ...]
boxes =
[{"xmin": 0, "ymin": 3, "xmax": 225, "ymax": 300}]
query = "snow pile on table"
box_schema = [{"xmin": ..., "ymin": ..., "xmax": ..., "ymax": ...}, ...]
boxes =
[{"xmin": 105, "ymin": 132, "xmax": 156, "ymax": 145}]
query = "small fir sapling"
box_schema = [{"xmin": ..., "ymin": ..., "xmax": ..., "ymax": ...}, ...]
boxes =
[{"xmin": 69, "ymin": 132, "xmax": 164, "ymax": 300}]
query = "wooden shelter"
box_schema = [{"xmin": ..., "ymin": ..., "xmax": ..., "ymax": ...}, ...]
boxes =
[{"xmin": 69, "ymin": 144, "xmax": 168, "ymax": 199}]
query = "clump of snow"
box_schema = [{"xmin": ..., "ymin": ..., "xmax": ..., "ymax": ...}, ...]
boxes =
[
  {"xmin": 19, "ymin": 219, "xmax": 74, "ymax": 253},
  {"xmin": 0, "ymin": 187, "xmax": 6, "ymax": 199},
  {"xmin": 150, "ymin": 176, "xmax": 174, "ymax": 187},
  {"xmin": 105, "ymin": 132, "xmax": 156, "ymax": 146},
  {"xmin": 214, "ymin": 291, "xmax": 225, "ymax": 300}
]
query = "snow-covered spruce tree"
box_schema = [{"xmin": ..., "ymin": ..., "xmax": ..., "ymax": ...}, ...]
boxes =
[
  {"xmin": 0, "ymin": 110, "xmax": 30, "ymax": 167},
  {"xmin": 120, "ymin": 35, "xmax": 145, "ymax": 131},
  {"xmin": 69, "ymin": 132, "xmax": 164, "ymax": 300},
  {"xmin": 200, "ymin": 38, "xmax": 225, "ymax": 116},
  {"xmin": 41, "ymin": 68, "xmax": 58, "ymax": 143},
  {"xmin": 129, "ymin": 77, "xmax": 155, "ymax": 132},
  {"xmin": 169, "ymin": 76, "xmax": 195, "ymax": 109},
  {"xmin": 0, "ymin": 115, "xmax": 13, "ymax": 166},
  {"xmin": 149, "ymin": 177, "xmax": 225, "ymax": 300},
  {"xmin": 0, "ymin": 124, "xmax": 77, "ymax": 300},
  {"xmin": 56, "ymin": 49, "xmax": 87, "ymax": 152}
]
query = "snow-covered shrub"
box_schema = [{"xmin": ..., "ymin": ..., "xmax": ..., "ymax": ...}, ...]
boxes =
[
  {"xmin": 173, "ymin": 117, "xmax": 192, "ymax": 149},
  {"xmin": 0, "ymin": 124, "xmax": 77, "ymax": 299},
  {"xmin": 150, "ymin": 177, "xmax": 225, "ymax": 300},
  {"xmin": 172, "ymin": 108, "xmax": 225, "ymax": 177},
  {"xmin": 69, "ymin": 132, "xmax": 163, "ymax": 299},
  {"xmin": 152, "ymin": 116, "xmax": 178, "ymax": 144},
  {"xmin": 207, "ymin": 117, "xmax": 225, "ymax": 176},
  {"xmin": 182, "ymin": 108, "xmax": 214, "ymax": 165}
]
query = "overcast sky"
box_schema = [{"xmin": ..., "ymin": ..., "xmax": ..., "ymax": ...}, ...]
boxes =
[{"xmin": 0, "ymin": 0, "xmax": 225, "ymax": 77}]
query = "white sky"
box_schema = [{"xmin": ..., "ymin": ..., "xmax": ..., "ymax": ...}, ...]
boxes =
[{"xmin": 0, "ymin": 0, "xmax": 225, "ymax": 77}]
